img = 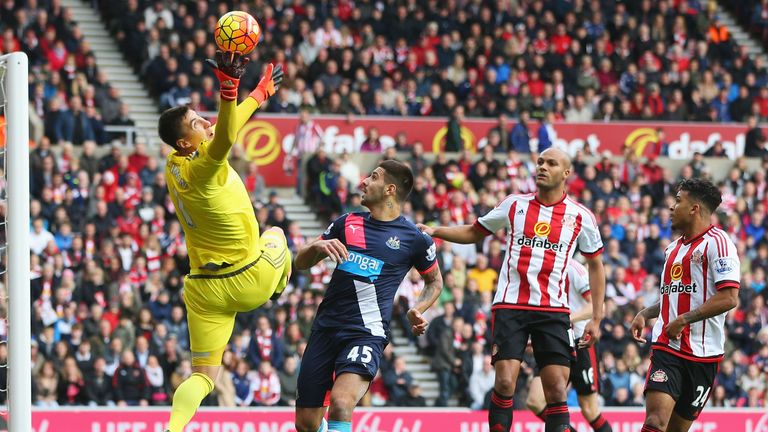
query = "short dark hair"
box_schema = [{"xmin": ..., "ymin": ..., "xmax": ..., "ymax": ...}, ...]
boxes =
[
  {"xmin": 157, "ymin": 105, "xmax": 190, "ymax": 149},
  {"xmin": 677, "ymin": 178, "xmax": 722, "ymax": 213},
  {"xmin": 379, "ymin": 159, "xmax": 413, "ymax": 202}
]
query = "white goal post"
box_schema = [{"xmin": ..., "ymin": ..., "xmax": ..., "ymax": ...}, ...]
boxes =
[{"xmin": 1, "ymin": 51, "xmax": 31, "ymax": 431}]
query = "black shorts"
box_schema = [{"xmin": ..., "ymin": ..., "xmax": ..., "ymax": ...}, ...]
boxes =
[
  {"xmin": 491, "ymin": 308, "xmax": 575, "ymax": 368},
  {"xmin": 531, "ymin": 337, "xmax": 599, "ymax": 395},
  {"xmin": 295, "ymin": 327, "xmax": 387, "ymax": 408},
  {"xmin": 570, "ymin": 339, "xmax": 599, "ymax": 395},
  {"xmin": 644, "ymin": 348, "xmax": 719, "ymax": 421}
]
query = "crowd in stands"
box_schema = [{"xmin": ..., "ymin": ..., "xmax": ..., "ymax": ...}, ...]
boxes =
[
  {"xmin": 2, "ymin": 0, "xmax": 767, "ymax": 411},
  {"xmin": 1, "ymin": 0, "xmax": 134, "ymax": 146},
  {"xmin": 99, "ymin": 0, "xmax": 768, "ymax": 125}
]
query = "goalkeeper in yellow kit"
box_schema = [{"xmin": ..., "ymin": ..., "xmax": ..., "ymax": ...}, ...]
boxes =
[{"xmin": 157, "ymin": 51, "xmax": 287, "ymax": 432}]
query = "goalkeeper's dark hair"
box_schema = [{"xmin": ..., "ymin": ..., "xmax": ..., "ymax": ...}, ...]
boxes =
[
  {"xmin": 677, "ymin": 178, "xmax": 722, "ymax": 213},
  {"xmin": 379, "ymin": 159, "xmax": 413, "ymax": 203},
  {"xmin": 158, "ymin": 105, "xmax": 190, "ymax": 150}
]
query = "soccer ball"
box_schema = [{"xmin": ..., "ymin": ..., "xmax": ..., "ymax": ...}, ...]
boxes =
[{"xmin": 214, "ymin": 11, "xmax": 261, "ymax": 55}]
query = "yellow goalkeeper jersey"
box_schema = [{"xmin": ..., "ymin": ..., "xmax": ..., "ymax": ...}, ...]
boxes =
[{"xmin": 165, "ymin": 140, "xmax": 259, "ymax": 271}]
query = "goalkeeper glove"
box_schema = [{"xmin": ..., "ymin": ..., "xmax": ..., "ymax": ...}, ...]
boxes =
[
  {"xmin": 248, "ymin": 63, "xmax": 284, "ymax": 105},
  {"xmin": 205, "ymin": 50, "xmax": 250, "ymax": 101}
]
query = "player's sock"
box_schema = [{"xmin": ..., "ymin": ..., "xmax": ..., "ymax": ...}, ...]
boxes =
[
  {"xmin": 327, "ymin": 420, "xmax": 351, "ymax": 432},
  {"xmin": 167, "ymin": 372, "xmax": 215, "ymax": 432},
  {"xmin": 589, "ymin": 414, "xmax": 612, "ymax": 432},
  {"xmin": 640, "ymin": 426, "xmax": 663, "ymax": 432},
  {"xmin": 543, "ymin": 402, "xmax": 571, "ymax": 432},
  {"xmin": 535, "ymin": 408, "xmax": 547, "ymax": 421},
  {"xmin": 316, "ymin": 418, "xmax": 328, "ymax": 432},
  {"xmin": 488, "ymin": 390, "xmax": 514, "ymax": 431}
]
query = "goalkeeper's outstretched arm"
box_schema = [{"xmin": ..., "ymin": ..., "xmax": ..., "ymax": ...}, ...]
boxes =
[{"xmin": 206, "ymin": 52, "xmax": 283, "ymax": 161}]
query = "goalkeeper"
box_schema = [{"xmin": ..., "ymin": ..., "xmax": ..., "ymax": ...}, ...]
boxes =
[{"xmin": 157, "ymin": 51, "xmax": 287, "ymax": 432}]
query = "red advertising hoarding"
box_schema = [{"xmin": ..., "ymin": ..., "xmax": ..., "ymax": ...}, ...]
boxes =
[
  {"xmin": 26, "ymin": 408, "xmax": 768, "ymax": 432},
  {"xmin": 228, "ymin": 114, "xmax": 750, "ymax": 186}
]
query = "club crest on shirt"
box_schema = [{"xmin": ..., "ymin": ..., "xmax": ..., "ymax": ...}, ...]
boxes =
[
  {"xmin": 715, "ymin": 257, "xmax": 734, "ymax": 275},
  {"xmin": 691, "ymin": 250, "xmax": 703, "ymax": 264},
  {"xmin": 650, "ymin": 370, "xmax": 668, "ymax": 383},
  {"xmin": 386, "ymin": 236, "xmax": 401, "ymax": 250},
  {"xmin": 562, "ymin": 214, "xmax": 577, "ymax": 230}
]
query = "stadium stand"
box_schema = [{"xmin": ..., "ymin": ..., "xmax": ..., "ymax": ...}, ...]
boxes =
[{"xmin": 3, "ymin": 0, "xmax": 767, "ymax": 409}]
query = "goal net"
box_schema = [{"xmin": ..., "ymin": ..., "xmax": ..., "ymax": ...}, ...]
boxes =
[{"xmin": 0, "ymin": 52, "xmax": 30, "ymax": 432}]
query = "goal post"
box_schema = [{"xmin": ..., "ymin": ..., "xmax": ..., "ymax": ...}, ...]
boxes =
[{"xmin": 2, "ymin": 51, "xmax": 31, "ymax": 431}]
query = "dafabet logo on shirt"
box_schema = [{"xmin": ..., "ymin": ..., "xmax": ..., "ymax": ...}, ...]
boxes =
[
  {"xmin": 533, "ymin": 221, "xmax": 551, "ymax": 237},
  {"xmin": 670, "ymin": 263, "xmax": 684, "ymax": 281}
]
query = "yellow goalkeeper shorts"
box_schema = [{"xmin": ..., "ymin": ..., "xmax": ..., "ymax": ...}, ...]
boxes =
[{"xmin": 182, "ymin": 227, "xmax": 291, "ymax": 366}]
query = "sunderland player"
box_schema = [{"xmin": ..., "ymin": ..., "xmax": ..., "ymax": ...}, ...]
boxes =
[
  {"xmin": 631, "ymin": 179, "xmax": 740, "ymax": 432},
  {"xmin": 419, "ymin": 148, "xmax": 606, "ymax": 432},
  {"xmin": 527, "ymin": 260, "xmax": 613, "ymax": 432},
  {"xmin": 157, "ymin": 52, "xmax": 287, "ymax": 432},
  {"xmin": 293, "ymin": 160, "xmax": 443, "ymax": 432}
]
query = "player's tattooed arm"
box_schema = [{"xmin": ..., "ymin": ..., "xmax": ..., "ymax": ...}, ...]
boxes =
[
  {"xmin": 413, "ymin": 266, "xmax": 443, "ymax": 313},
  {"xmin": 639, "ymin": 302, "xmax": 661, "ymax": 320},
  {"xmin": 631, "ymin": 302, "xmax": 660, "ymax": 343},
  {"xmin": 667, "ymin": 287, "xmax": 738, "ymax": 340},
  {"xmin": 680, "ymin": 287, "xmax": 739, "ymax": 325},
  {"xmin": 407, "ymin": 266, "xmax": 443, "ymax": 336}
]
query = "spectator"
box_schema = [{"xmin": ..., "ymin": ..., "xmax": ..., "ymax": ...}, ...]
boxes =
[
  {"xmin": 433, "ymin": 316, "xmax": 463, "ymax": 407},
  {"xmin": 112, "ymin": 350, "xmax": 150, "ymax": 406},
  {"xmin": 446, "ymin": 106, "xmax": 465, "ymax": 152},
  {"xmin": 232, "ymin": 359, "xmax": 255, "ymax": 407},
  {"xmin": 466, "ymin": 255, "xmax": 497, "ymax": 294},
  {"xmin": 145, "ymin": 355, "xmax": 169, "ymax": 405},
  {"xmin": 250, "ymin": 361, "xmax": 281, "ymax": 407},
  {"xmin": 57, "ymin": 357, "xmax": 87, "ymax": 405},
  {"xmin": 30, "ymin": 217, "xmax": 56, "ymax": 256},
  {"xmin": 401, "ymin": 384, "xmax": 427, "ymax": 407},
  {"xmin": 383, "ymin": 357, "xmax": 414, "ymax": 405},
  {"xmin": 35, "ymin": 360, "xmax": 59, "ymax": 407},
  {"xmin": 85, "ymin": 356, "xmax": 114, "ymax": 406},
  {"xmin": 745, "ymin": 116, "xmax": 767, "ymax": 158},
  {"xmin": 510, "ymin": 111, "xmax": 531, "ymax": 154},
  {"xmin": 360, "ymin": 126, "xmax": 384, "ymax": 153},
  {"xmin": 247, "ymin": 315, "xmax": 285, "ymax": 370},
  {"xmin": 469, "ymin": 354, "xmax": 495, "ymax": 410},
  {"xmin": 278, "ymin": 356, "xmax": 299, "ymax": 407}
]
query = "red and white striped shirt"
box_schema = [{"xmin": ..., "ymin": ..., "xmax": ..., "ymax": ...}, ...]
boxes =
[
  {"xmin": 473, "ymin": 193, "xmax": 603, "ymax": 312},
  {"xmin": 651, "ymin": 226, "xmax": 740, "ymax": 361}
]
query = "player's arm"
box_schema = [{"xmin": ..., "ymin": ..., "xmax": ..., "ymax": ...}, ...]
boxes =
[
  {"xmin": 666, "ymin": 287, "xmax": 739, "ymax": 341},
  {"xmin": 579, "ymin": 254, "xmax": 606, "ymax": 348},
  {"xmin": 575, "ymin": 207, "xmax": 606, "ymax": 348},
  {"xmin": 570, "ymin": 293, "xmax": 592, "ymax": 324},
  {"xmin": 206, "ymin": 52, "xmax": 283, "ymax": 161},
  {"xmin": 294, "ymin": 236, "xmax": 349, "ymax": 270},
  {"xmin": 417, "ymin": 223, "xmax": 488, "ymax": 244},
  {"xmin": 418, "ymin": 196, "xmax": 511, "ymax": 243},
  {"xmin": 205, "ymin": 50, "xmax": 248, "ymax": 161},
  {"xmin": 295, "ymin": 216, "xmax": 348, "ymax": 269},
  {"xmin": 630, "ymin": 302, "xmax": 660, "ymax": 343},
  {"xmin": 407, "ymin": 266, "xmax": 443, "ymax": 336}
]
